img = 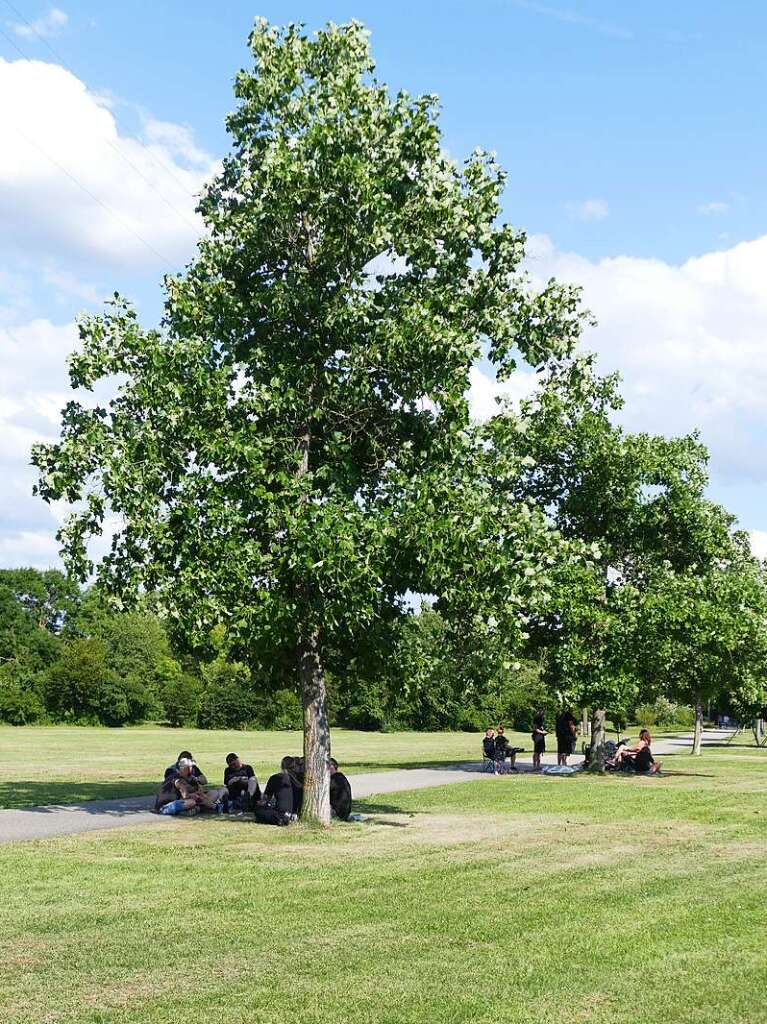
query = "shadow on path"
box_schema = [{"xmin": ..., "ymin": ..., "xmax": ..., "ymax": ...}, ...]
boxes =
[{"xmin": 0, "ymin": 782, "xmax": 155, "ymax": 814}]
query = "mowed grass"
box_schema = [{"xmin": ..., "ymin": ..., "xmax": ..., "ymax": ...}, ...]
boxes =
[
  {"xmin": 1, "ymin": 749, "xmax": 766, "ymax": 1024},
  {"xmin": 0, "ymin": 725, "xmax": 523, "ymax": 808}
]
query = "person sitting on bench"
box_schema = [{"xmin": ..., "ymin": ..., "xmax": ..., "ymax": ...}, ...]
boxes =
[
  {"xmin": 224, "ymin": 752, "xmax": 261, "ymax": 813},
  {"xmin": 329, "ymin": 757, "xmax": 353, "ymax": 821}
]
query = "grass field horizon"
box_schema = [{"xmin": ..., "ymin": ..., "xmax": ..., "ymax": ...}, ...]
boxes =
[
  {"xmin": 0, "ymin": 723, "xmax": 745, "ymax": 810},
  {"xmin": 0, "ymin": 725, "xmax": 527, "ymax": 809}
]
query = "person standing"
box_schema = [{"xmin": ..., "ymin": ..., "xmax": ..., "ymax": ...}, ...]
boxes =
[
  {"xmin": 531, "ymin": 710, "xmax": 547, "ymax": 771},
  {"xmin": 555, "ymin": 708, "xmax": 578, "ymax": 766}
]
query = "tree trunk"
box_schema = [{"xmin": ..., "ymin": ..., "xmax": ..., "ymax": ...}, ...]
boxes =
[
  {"xmin": 294, "ymin": 392, "xmax": 330, "ymax": 825},
  {"xmin": 692, "ymin": 692, "xmax": 703, "ymax": 756},
  {"xmin": 587, "ymin": 707, "xmax": 606, "ymax": 773},
  {"xmin": 299, "ymin": 626, "xmax": 331, "ymax": 825},
  {"xmin": 581, "ymin": 707, "xmax": 590, "ymax": 738}
]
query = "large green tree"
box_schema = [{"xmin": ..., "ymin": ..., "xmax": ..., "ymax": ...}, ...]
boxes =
[{"xmin": 33, "ymin": 20, "xmax": 586, "ymax": 821}]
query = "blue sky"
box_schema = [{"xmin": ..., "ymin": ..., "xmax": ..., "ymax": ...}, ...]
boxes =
[{"xmin": 1, "ymin": 1, "xmax": 767, "ymax": 566}]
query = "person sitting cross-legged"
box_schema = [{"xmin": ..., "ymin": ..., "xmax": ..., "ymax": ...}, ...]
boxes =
[
  {"xmin": 329, "ymin": 757, "xmax": 353, "ymax": 821},
  {"xmin": 260, "ymin": 756, "xmax": 302, "ymax": 822},
  {"xmin": 224, "ymin": 752, "xmax": 261, "ymax": 814},
  {"xmin": 155, "ymin": 757, "xmax": 229, "ymax": 815}
]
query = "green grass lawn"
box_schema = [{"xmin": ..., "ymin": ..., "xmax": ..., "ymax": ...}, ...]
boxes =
[
  {"xmin": 0, "ymin": 725, "xmax": 526, "ymax": 809},
  {"xmin": 1, "ymin": 747, "xmax": 766, "ymax": 1023}
]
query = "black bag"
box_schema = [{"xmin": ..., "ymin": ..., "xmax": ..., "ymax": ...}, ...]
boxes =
[{"xmin": 253, "ymin": 805, "xmax": 288, "ymax": 826}]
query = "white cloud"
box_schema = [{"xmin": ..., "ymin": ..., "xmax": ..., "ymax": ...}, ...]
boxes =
[
  {"xmin": 566, "ymin": 198, "xmax": 609, "ymax": 222},
  {"xmin": 748, "ymin": 530, "xmax": 767, "ymax": 561},
  {"xmin": 0, "ymin": 58, "xmax": 215, "ymax": 270},
  {"xmin": 697, "ymin": 201, "xmax": 729, "ymax": 215},
  {"xmin": 468, "ymin": 365, "xmax": 538, "ymax": 421},
  {"xmin": 10, "ymin": 7, "xmax": 67, "ymax": 39},
  {"xmin": 513, "ymin": 1, "xmax": 632, "ymax": 40},
  {"xmin": 526, "ymin": 232, "xmax": 767, "ymax": 486}
]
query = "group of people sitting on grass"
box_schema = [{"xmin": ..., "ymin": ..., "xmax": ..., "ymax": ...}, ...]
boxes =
[
  {"xmin": 484, "ymin": 714, "xmax": 661, "ymax": 774},
  {"xmin": 154, "ymin": 750, "xmax": 353, "ymax": 824}
]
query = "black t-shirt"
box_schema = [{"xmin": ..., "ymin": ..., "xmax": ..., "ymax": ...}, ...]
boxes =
[
  {"xmin": 634, "ymin": 746, "xmax": 654, "ymax": 772},
  {"xmin": 482, "ymin": 737, "xmax": 496, "ymax": 757},
  {"xmin": 330, "ymin": 772, "xmax": 352, "ymax": 821},
  {"xmin": 494, "ymin": 734, "xmax": 510, "ymax": 755},
  {"xmin": 555, "ymin": 712, "xmax": 576, "ymax": 737},
  {"xmin": 224, "ymin": 762, "xmax": 255, "ymax": 787}
]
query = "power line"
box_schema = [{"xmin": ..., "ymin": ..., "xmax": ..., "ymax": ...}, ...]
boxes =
[
  {"xmin": 0, "ymin": 6, "xmax": 204, "ymax": 246},
  {"xmin": 1, "ymin": 0, "xmax": 206, "ymax": 200}
]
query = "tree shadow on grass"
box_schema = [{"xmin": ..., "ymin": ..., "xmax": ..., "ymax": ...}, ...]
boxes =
[
  {"xmin": 0, "ymin": 781, "xmax": 157, "ymax": 812},
  {"xmin": 351, "ymin": 799, "xmax": 418, "ymax": 815}
]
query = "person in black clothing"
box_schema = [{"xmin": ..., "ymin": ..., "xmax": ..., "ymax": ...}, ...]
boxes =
[
  {"xmin": 482, "ymin": 727, "xmax": 496, "ymax": 761},
  {"xmin": 555, "ymin": 709, "xmax": 578, "ymax": 766},
  {"xmin": 493, "ymin": 725, "xmax": 519, "ymax": 771},
  {"xmin": 329, "ymin": 757, "xmax": 353, "ymax": 821},
  {"xmin": 263, "ymin": 756, "xmax": 302, "ymax": 817},
  {"xmin": 224, "ymin": 753, "xmax": 261, "ymax": 813},
  {"xmin": 531, "ymin": 710, "xmax": 547, "ymax": 771}
]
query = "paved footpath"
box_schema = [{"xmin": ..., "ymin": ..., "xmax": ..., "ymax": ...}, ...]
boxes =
[{"xmin": 0, "ymin": 730, "xmax": 726, "ymax": 845}]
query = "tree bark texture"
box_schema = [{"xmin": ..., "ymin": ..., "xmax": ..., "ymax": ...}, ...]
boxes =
[
  {"xmin": 692, "ymin": 692, "xmax": 703, "ymax": 756},
  {"xmin": 587, "ymin": 707, "xmax": 607, "ymax": 773},
  {"xmin": 299, "ymin": 626, "xmax": 331, "ymax": 824},
  {"xmin": 581, "ymin": 707, "xmax": 590, "ymax": 737}
]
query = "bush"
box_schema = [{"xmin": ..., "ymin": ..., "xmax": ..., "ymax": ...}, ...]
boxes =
[
  {"xmin": 264, "ymin": 688, "xmax": 303, "ymax": 731},
  {"xmin": 0, "ymin": 664, "xmax": 46, "ymax": 724},
  {"xmin": 44, "ymin": 638, "xmax": 136, "ymax": 726},
  {"xmin": 157, "ymin": 657, "xmax": 202, "ymax": 727},
  {"xmin": 198, "ymin": 657, "xmax": 254, "ymax": 729},
  {"xmin": 635, "ymin": 697, "xmax": 695, "ymax": 729},
  {"xmin": 634, "ymin": 704, "xmax": 657, "ymax": 727}
]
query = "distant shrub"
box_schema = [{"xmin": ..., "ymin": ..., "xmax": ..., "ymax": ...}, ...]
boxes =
[
  {"xmin": 157, "ymin": 657, "xmax": 202, "ymax": 727},
  {"xmin": 635, "ymin": 697, "xmax": 695, "ymax": 729},
  {"xmin": 264, "ymin": 688, "xmax": 303, "ymax": 731},
  {"xmin": 198, "ymin": 657, "xmax": 254, "ymax": 730},
  {"xmin": 0, "ymin": 664, "xmax": 46, "ymax": 725}
]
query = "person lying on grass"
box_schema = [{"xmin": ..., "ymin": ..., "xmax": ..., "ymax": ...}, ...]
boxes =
[
  {"xmin": 224, "ymin": 753, "xmax": 261, "ymax": 814},
  {"xmin": 155, "ymin": 757, "xmax": 229, "ymax": 814},
  {"xmin": 610, "ymin": 730, "xmax": 662, "ymax": 774}
]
